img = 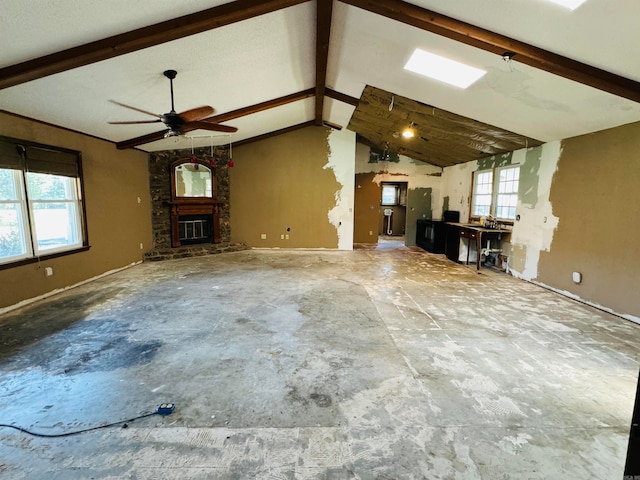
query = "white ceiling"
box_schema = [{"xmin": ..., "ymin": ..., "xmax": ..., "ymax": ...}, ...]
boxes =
[{"xmin": 1, "ymin": 0, "xmax": 639, "ymax": 154}]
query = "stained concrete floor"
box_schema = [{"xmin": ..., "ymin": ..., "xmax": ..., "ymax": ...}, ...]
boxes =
[{"xmin": 0, "ymin": 247, "xmax": 638, "ymax": 479}]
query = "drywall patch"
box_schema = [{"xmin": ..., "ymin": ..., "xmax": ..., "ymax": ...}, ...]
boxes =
[
  {"xmin": 519, "ymin": 147, "xmax": 543, "ymax": 207},
  {"xmin": 440, "ymin": 160, "xmax": 477, "ymax": 221},
  {"xmin": 411, "ymin": 187, "xmax": 433, "ymax": 220},
  {"xmin": 509, "ymin": 141, "xmax": 562, "ymax": 280},
  {"xmin": 325, "ymin": 129, "xmax": 356, "ymax": 250},
  {"xmin": 477, "ymin": 151, "xmax": 513, "ymax": 171}
]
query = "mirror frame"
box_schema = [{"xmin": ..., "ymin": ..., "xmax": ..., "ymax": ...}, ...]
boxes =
[{"xmin": 170, "ymin": 158, "xmax": 216, "ymax": 201}]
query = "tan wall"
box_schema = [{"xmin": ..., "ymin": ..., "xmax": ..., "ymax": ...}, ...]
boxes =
[
  {"xmin": 354, "ymin": 172, "xmax": 381, "ymax": 244},
  {"xmin": 229, "ymin": 126, "xmax": 341, "ymax": 248},
  {"xmin": 0, "ymin": 112, "xmax": 152, "ymax": 310},
  {"xmin": 537, "ymin": 122, "xmax": 640, "ymax": 319}
]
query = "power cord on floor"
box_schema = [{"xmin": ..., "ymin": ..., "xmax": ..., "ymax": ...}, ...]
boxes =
[{"xmin": 0, "ymin": 403, "xmax": 175, "ymax": 438}]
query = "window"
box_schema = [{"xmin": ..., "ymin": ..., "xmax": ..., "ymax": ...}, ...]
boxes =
[
  {"xmin": 381, "ymin": 185, "xmax": 399, "ymax": 205},
  {"xmin": 471, "ymin": 165, "xmax": 520, "ymax": 221},
  {"xmin": 381, "ymin": 183, "xmax": 407, "ymax": 206},
  {"xmin": 0, "ymin": 137, "xmax": 86, "ymax": 266}
]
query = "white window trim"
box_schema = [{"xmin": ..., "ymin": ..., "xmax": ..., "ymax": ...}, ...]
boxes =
[{"xmin": 470, "ymin": 164, "xmax": 520, "ymax": 222}]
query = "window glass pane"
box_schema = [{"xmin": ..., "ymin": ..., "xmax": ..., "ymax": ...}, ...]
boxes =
[
  {"xmin": 32, "ymin": 202, "xmax": 81, "ymax": 252},
  {"xmin": 472, "ymin": 170, "xmax": 493, "ymax": 216},
  {"xmin": 0, "ymin": 168, "xmax": 18, "ymax": 200},
  {"xmin": 26, "ymin": 172, "xmax": 82, "ymax": 254},
  {"xmin": 0, "ymin": 203, "xmax": 30, "ymax": 260},
  {"xmin": 26, "ymin": 172, "xmax": 74, "ymax": 200},
  {"xmin": 0, "ymin": 169, "xmax": 31, "ymax": 262},
  {"xmin": 381, "ymin": 185, "xmax": 398, "ymax": 205}
]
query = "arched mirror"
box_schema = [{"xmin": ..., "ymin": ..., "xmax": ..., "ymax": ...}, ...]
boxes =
[{"xmin": 174, "ymin": 162, "xmax": 213, "ymax": 198}]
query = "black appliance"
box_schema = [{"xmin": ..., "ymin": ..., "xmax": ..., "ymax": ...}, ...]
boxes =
[{"xmin": 416, "ymin": 210, "xmax": 460, "ymax": 254}]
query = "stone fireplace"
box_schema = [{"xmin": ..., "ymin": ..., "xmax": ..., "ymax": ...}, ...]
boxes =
[{"xmin": 147, "ymin": 146, "xmax": 233, "ymax": 255}]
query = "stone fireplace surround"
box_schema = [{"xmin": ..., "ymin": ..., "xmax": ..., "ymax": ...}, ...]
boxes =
[{"xmin": 145, "ymin": 146, "xmax": 247, "ymax": 261}]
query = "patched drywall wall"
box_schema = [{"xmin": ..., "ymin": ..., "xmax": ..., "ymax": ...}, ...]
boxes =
[
  {"xmin": 537, "ymin": 123, "xmax": 640, "ymax": 320},
  {"xmin": 440, "ymin": 121, "xmax": 640, "ymax": 321},
  {"xmin": 326, "ymin": 129, "xmax": 356, "ymax": 250},
  {"xmin": 355, "ymin": 143, "xmax": 442, "ymax": 246},
  {"xmin": 509, "ymin": 142, "xmax": 561, "ymax": 280},
  {"xmin": 230, "ymin": 126, "xmax": 353, "ymax": 249},
  {"xmin": 0, "ymin": 112, "xmax": 152, "ymax": 310},
  {"xmin": 439, "ymin": 161, "xmax": 476, "ymax": 222}
]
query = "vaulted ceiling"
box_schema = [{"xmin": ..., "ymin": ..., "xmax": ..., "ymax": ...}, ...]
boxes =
[{"xmin": 1, "ymin": 0, "xmax": 639, "ymax": 167}]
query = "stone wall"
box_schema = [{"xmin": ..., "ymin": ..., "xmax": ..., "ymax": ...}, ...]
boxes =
[{"xmin": 149, "ymin": 146, "xmax": 231, "ymax": 249}]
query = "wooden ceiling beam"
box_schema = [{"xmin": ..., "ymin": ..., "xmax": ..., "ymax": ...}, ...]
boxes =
[
  {"xmin": 206, "ymin": 88, "xmax": 316, "ymax": 123},
  {"xmin": 325, "ymin": 88, "xmax": 360, "ymax": 106},
  {"xmin": 341, "ymin": 0, "xmax": 640, "ymax": 103},
  {"xmin": 315, "ymin": 0, "xmax": 334, "ymax": 126},
  {"xmin": 0, "ymin": 0, "xmax": 308, "ymax": 90},
  {"xmin": 234, "ymin": 121, "xmax": 316, "ymax": 147}
]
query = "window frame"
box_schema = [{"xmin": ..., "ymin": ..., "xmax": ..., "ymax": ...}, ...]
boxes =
[
  {"xmin": 470, "ymin": 164, "xmax": 520, "ymax": 223},
  {"xmin": 0, "ymin": 136, "xmax": 89, "ymax": 269}
]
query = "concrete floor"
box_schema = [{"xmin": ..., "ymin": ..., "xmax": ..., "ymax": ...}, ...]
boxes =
[{"xmin": 0, "ymin": 246, "xmax": 638, "ymax": 479}]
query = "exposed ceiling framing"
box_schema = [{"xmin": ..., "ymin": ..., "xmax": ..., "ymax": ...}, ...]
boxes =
[{"xmin": 350, "ymin": 86, "xmax": 542, "ymax": 167}]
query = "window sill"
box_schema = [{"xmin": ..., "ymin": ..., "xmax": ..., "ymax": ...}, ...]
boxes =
[{"xmin": 0, "ymin": 245, "xmax": 91, "ymax": 271}]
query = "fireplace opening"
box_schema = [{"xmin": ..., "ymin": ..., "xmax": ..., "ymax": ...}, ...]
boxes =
[{"xmin": 178, "ymin": 215, "xmax": 212, "ymax": 245}]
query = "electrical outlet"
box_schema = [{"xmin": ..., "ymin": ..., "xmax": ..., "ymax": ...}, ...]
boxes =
[
  {"xmin": 260, "ymin": 233, "xmax": 267, "ymax": 240},
  {"xmin": 280, "ymin": 234, "xmax": 284, "ymax": 239},
  {"xmin": 285, "ymin": 234, "xmax": 289, "ymax": 240},
  {"xmin": 139, "ymin": 243, "xmax": 143, "ymax": 250},
  {"xmin": 44, "ymin": 267, "xmax": 53, "ymax": 277}
]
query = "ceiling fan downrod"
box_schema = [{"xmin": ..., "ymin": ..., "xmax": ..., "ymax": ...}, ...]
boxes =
[{"xmin": 163, "ymin": 69, "xmax": 177, "ymax": 113}]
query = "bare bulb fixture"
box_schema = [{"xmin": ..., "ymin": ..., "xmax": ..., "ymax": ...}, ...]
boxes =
[{"xmin": 402, "ymin": 123, "xmax": 416, "ymax": 138}]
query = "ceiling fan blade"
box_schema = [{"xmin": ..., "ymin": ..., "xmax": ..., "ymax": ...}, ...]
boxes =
[
  {"xmin": 186, "ymin": 121, "xmax": 238, "ymax": 133},
  {"xmin": 110, "ymin": 100, "xmax": 162, "ymax": 118},
  {"xmin": 109, "ymin": 120, "xmax": 162, "ymax": 125},
  {"xmin": 179, "ymin": 106, "xmax": 215, "ymax": 122}
]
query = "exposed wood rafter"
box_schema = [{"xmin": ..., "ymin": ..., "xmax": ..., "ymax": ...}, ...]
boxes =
[
  {"xmin": 341, "ymin": 0, "xmax": 640, "ymax": 103},
  {"xmin": 0, "ymin": 0, "xmax": 308, "ymax": 90},
  {"xmin": 234, "ymin": 121, "xmax": 316, "ymax": 147},
  {"xmin": 325, "ymin": 88, "xmax": 359, "ymax": 106},
  {"xmin": 315, "ymin": 0, "xmax": 334, "ymax": 126}
]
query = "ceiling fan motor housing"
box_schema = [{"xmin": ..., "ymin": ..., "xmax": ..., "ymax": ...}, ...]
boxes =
[{"xmin": 162, "ymin": 112, "xmax": 185, "ymax": 131}]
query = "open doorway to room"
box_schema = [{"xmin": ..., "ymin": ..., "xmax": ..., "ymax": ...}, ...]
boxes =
[{"xmin": 379, "ymin": 182, "xmax": 407, "ymax": 245}]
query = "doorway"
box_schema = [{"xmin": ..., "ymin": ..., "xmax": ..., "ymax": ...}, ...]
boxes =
[{"xmin": 379, "ymin": 182, "xmax": 407, "ymax": 239}]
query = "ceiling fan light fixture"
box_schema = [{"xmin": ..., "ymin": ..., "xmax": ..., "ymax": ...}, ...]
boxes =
[
  {"xmin": 404, "ymin": 48, "xmax": 486, "ymax": 89},
  {"xmin": 164, "ymin": 129, "xmax": 181, "ymax": 138}
]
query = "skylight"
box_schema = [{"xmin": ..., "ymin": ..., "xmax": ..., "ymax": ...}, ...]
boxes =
[
  {"xmin": 545, "ymin": 0, "xmax": 587, "ymax": 10},
  {"xmin": 404, "ymin": 49, "xmax": 486, "ymax": 89}
]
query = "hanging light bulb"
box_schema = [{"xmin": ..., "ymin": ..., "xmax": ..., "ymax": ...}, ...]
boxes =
[{"xmin": 402, "ymin": 122, "xmax": 416, "ymax": 138}]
